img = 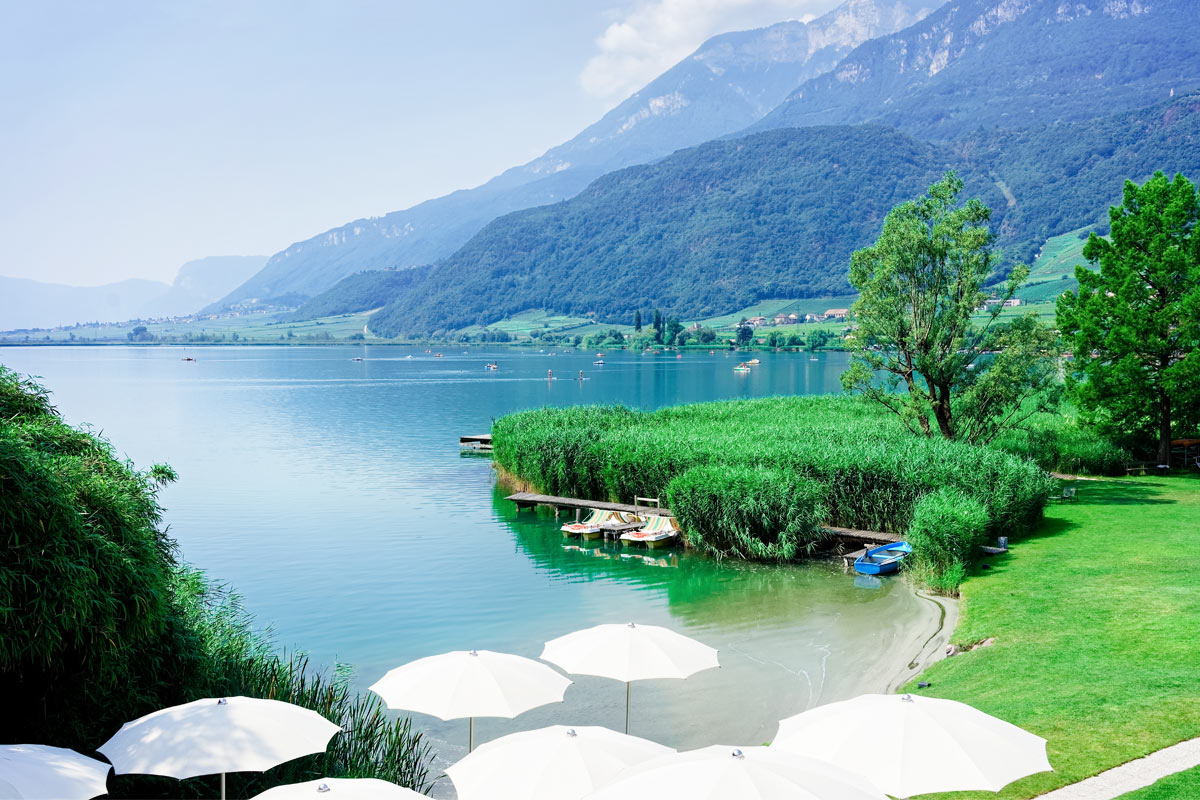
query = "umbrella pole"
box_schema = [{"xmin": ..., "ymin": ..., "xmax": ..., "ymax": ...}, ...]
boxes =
[
  {"xmin": 625, "ymin": 681, "xmax": 631, "ymax": 734},
  {"xmin": 469, "ymin": 716, "xmax": 474, "ymax": 753},
  {"xmin": 220, "ymin": 772, "xmax": 226, "ymax": 800}
]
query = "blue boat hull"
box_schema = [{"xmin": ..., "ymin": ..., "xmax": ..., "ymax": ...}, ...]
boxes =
[{"xmin": 853, "ymin": 542, "xmax": 912, "ymax": 575}]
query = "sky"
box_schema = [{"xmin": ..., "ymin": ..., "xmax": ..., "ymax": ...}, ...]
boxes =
[{"xmin": 1, "ymin": 0, "xmax": 840, "ymax": 287}]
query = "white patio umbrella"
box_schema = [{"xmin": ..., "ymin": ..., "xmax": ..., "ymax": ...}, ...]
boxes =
[
  {"xmin": 98, "ymin": 696, "xmax": 341, "ymax": 800},
  {"xmin": 369, "ymin": 649, "xmax": 571, "ymax": 751},
  {"xmin": 541, "ymin": 622, "xmax": 719, "ymax": 733},
  {"xmin": 251, "ymin": 777, "xmax": 427, "ymax": 798},
  {"xmin": 582, "ymin": 745, "xmax": 888, "ymax": 800},
  {"xmin": 772, "ymin": 693, "xmax": 1053, "ymax": 797},
  {"xmin": 445, "ymin": 725, "xmax": 674, "ymax": 800},
  {"xmin": 0, "ymin": 744, "xmax": 111, "ymax": 800}
]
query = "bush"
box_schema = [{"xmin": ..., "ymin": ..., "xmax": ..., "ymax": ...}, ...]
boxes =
[
  {"xmin": 992, "ymin": 414, "xmax": 1131, "ymax": 475},
  {"xmin": 665, "ymin": 466, "xmax": 828, "ymax": 560},
  {"xmin": 0, "ymin": 366, "xmax": 433, "ymax": 797},
  {"xmin": 905, "ymin": 488, "xmax": 991, "ymax": 594},
  {"xmin": 492, "ymin": 395, "xmax": 1053, "ymax": 567}
]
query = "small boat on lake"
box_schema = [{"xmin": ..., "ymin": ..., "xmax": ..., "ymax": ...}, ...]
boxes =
[
  {"xmin": 747, "ymin": 358, "xmax": 761, "ymax": 365},
  {"xmin": 562, "ymin": 510, "xmax": 637, "ymax": 539},
  {"xmin": 733, "ymin": 363, "xmax": 750, "ymax": 372},
  {"xmin": 620, "ymin": 515, "xmax": 681, "ymax": 549},
  {"xmin": 854, "ymin": 542, "xmax": 912, "ymax": 575},
  {"xmin": 351, "ymin": 357, "xmax": 363, "ymax": 362},
  {"xmin": 182, "ymin": 357, "xmax": 196, "ymax": 362},
  {"xmin": 484, "ymin": 362, "xmax": 498, "ymax": 370},
  {"xmin": 593, "ymin": 359, "xmax": 605, "ymax": 366}
]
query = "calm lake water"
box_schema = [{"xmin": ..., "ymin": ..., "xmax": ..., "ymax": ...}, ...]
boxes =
[{"xmin": 3, "ymin": 345, "xmax": 938, "ymax": 788}]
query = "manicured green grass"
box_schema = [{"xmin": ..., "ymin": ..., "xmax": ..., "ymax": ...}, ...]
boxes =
[
  {"xmin": 905, "ymin": 475, "xmax": 1200, "ymax": 799},
  {"xmin": 1116, "ymin": 765, "xmax": 1200, "ymax": 798}
]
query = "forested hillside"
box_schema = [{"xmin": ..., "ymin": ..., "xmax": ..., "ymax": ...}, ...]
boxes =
[
  {"xmin": 368, "ymin": 126, "xmax": 954, "ymax": 335},
  {"xmin": 344, "ymin": 95, "xmax": 1200, "ymax": 336},
  {"xmin": 210, "ymin": 0, "xmax": 928, "ymax": 312},
  {"xmin": 278, "ymin": 267, "xmax": 430, "ymax": 322}
]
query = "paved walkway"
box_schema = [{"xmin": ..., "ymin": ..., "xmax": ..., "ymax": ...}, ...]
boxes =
[{"xmin": 1039, "ymin": 737, "xmax": 1200, "ymax": 799}]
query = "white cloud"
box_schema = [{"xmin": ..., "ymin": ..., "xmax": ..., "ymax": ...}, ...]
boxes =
[{"xmin": 581, "ymin": 0, "xmax": 838, "ymax": 100}]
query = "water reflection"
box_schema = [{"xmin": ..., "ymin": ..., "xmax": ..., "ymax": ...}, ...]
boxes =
[{"xmin": 0, "ymin": 345, "xmax": 933, "ymax": 790}]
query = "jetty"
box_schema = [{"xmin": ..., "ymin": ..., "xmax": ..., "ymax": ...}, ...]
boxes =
[
  {"xmin": 507, "ymin": 492, "xmax": 673, "ymax": 518},
  {"xmin": 459, "ymin": 434, "xmax": 493, "ymax": 451},
  {"xmin": 506, "ymin": 492, "xmax": 902, "ymax": 551}
]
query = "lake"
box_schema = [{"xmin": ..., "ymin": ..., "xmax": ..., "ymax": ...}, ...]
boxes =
[{"xmin": 2, "ymin": 345, "xmax": 944, "ymax": 790}]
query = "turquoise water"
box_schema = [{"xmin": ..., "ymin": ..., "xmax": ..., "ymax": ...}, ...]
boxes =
[{"xmin": 2, "ymin": 345, "xmax": 935, "ymax": 784}]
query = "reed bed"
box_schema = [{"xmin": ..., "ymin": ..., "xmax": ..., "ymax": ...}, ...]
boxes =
[{"xmin": 494, "ymin": 396, "xmax": 1055, "ymax": 586}]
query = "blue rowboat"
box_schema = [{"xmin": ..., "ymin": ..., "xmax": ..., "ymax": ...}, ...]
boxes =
[{"xmin": 853, "ymin": 542, "xmax": 912, "ymax": 575}]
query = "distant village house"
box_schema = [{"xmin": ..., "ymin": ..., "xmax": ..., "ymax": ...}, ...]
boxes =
[{"xmin": 823, "ymin": 308, "xmax": 849, "ymax": 321}]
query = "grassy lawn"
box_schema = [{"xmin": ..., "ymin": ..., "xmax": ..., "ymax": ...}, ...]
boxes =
[
  {"xmin": 1116, "ymin": 765, "xmax": 1200, "ymax": 798},
  {"xmin": 905, "ymin": 474, "xmax": 1200, "ymax": 799}
]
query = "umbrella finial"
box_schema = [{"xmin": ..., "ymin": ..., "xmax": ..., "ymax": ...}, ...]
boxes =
[
  {"xmin": 566, "ymin": 728, "xmax": 577, "ymax": 737},
  {"xmin": 469, "ymin": 649, "xmax": 478, "ymax": 656},
  {"xmin": 731, "ymin": 749, "xmax": 744, "ymax": 759},
  {"xmin": 901, "ymin": 694, "xmax": 914, "ymax": 703},
  {"xmin": 627, "ymin": 622, "xmax": 636, "ymax": 628},
  {"xmin": 217, "ymin": 698, "xmax": 228, "ymax": 705},
  {"xmin": 317, "ymin": 783, "xmax": 331, "ymax": 793}
]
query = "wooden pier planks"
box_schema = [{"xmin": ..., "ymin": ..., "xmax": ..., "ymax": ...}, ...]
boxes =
[
  {"xmin": 506, "ymin": 492, "xmax": 673, "ymax": 517},
  {"xmin": 507, "ymin": 492, "xmax": 902, "ymax": 545}
]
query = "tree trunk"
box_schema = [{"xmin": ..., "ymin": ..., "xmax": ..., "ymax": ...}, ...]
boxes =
[
  {"xmin": 903, "ymin": 372, "xmax": 932, "ymax": 436},
  {"xmin": 1158, "ymin": 391, "xmax": 1172, "ymax": 467},
  {"xmin": 932, "ymin": 384, "xmax": 955, "ymax": 439}
]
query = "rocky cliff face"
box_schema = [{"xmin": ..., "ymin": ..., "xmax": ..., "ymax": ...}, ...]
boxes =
[
  {"xmin": 753, "ymin": 0, "xmax": 1190, "ymax": 138},
  {"xmin": 212, "ymin": 0, "xmax": 934, "ymax": 310}
]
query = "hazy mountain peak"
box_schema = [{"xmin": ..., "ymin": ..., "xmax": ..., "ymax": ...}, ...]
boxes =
[
  {"xmin": 212, "ymin": 0, "xmax": 935, "ymax": 311},
  {"xmin": 754, "ymin": 0, "xmax": 1197, "ymax": 138}
]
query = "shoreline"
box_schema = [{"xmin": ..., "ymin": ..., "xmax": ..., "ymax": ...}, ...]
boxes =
[
  {"xmin": 495, "ymin": 463, "xmax": 961, "ymax": 698},
  {"xmin": 883, "ymin": 586, "xmax": 959, "ymax": 693}
]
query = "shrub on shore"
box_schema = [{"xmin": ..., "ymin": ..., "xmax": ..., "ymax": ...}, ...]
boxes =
[
  {"xmin": 904, "ymin": 489, "xmax": 991, "ymax": 594},
  {"xmin": 991, "ymin": 414, "xmax": 1131, "ymax": 475},
  {"xmin": 493, "ymin": 395, "xmax": 1054, "ymax": 589},
  {"xmin": 665, "ymin": 466, "xmax": 828, "ymax": 560},
  {"xmin": 0, "ymin": 366, "xmax": 433, "ymax": 797}
]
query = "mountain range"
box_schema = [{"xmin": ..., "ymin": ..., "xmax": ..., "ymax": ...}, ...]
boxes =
[
  {"xmin": 356, "ymin": 94, "xmax": 1200, "ymax": 336},
  {"xmin": 208, "ymin": 0, "xmax": 935, "ymax": 311},
  {"xmin": 14, "ymin": 0, "xmax": 1200, "ymax": 334},
  {"xmin": 752, "ymin": 0, "xmax": 1197, "ymax": 139},
  {"xmin": 0, "ymin": 256, "xmax": 265, "ymax": 330},
  {"xmin": 225, "ymin": 0, "xmax": 1200, "ymax": 337}
]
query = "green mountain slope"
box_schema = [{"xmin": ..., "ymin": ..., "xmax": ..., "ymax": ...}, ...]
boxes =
[
  {"xmin": 348, "ymin": 95, "xmax": 1200, "ymax": 336},
  {"xmin": 278, "ymin": 267, "xmax": 430, "ymax": 322},
  {"xmin": 211, "ymin": 0, "xmax": 930, "ymax": 312},
  {"xmin": 367, "ymin": 126, "xmax": 954, "ymax": 335}
]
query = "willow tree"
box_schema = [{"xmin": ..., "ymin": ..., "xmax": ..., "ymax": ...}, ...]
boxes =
[
  {"xmin": 1057, "ymin": 172, "xmax": 1200, "ymax": 465},
  {"xmin": 841, "ymin": 172, "xmax": 1059, "ymax": 443}
]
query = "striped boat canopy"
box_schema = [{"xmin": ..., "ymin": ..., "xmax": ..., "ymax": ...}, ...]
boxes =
[{"xmin": 639, "ymin": 515, "xmax": 680, "ymax": 534}]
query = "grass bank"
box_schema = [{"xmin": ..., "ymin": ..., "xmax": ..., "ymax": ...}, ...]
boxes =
[{"xmin": 903, "ymin": 475, "xmax": 1200, "ymax": 799}]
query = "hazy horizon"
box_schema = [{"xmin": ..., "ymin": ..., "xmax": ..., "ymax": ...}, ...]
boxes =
[{"xmin": 1, "ymin": 0, "xmax": 838, "ymax": 289}]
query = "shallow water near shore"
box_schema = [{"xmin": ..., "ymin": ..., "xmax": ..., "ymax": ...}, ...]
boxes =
[{"xmin": 2, "ymin": 344, "xmax": 943, "ymax": 793}]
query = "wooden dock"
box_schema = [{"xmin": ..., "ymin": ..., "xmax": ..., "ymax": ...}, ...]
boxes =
[
  {"xmin": 507, "ymin": 492, "xmax": 673, "ymax": 517},
  {"xmin": 460, "ymin": 433, "xmax": 493, "ymax": 451},
  {"xmin": 507, "ymin": 492, "xmax": 903, "ymax": 547}
]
